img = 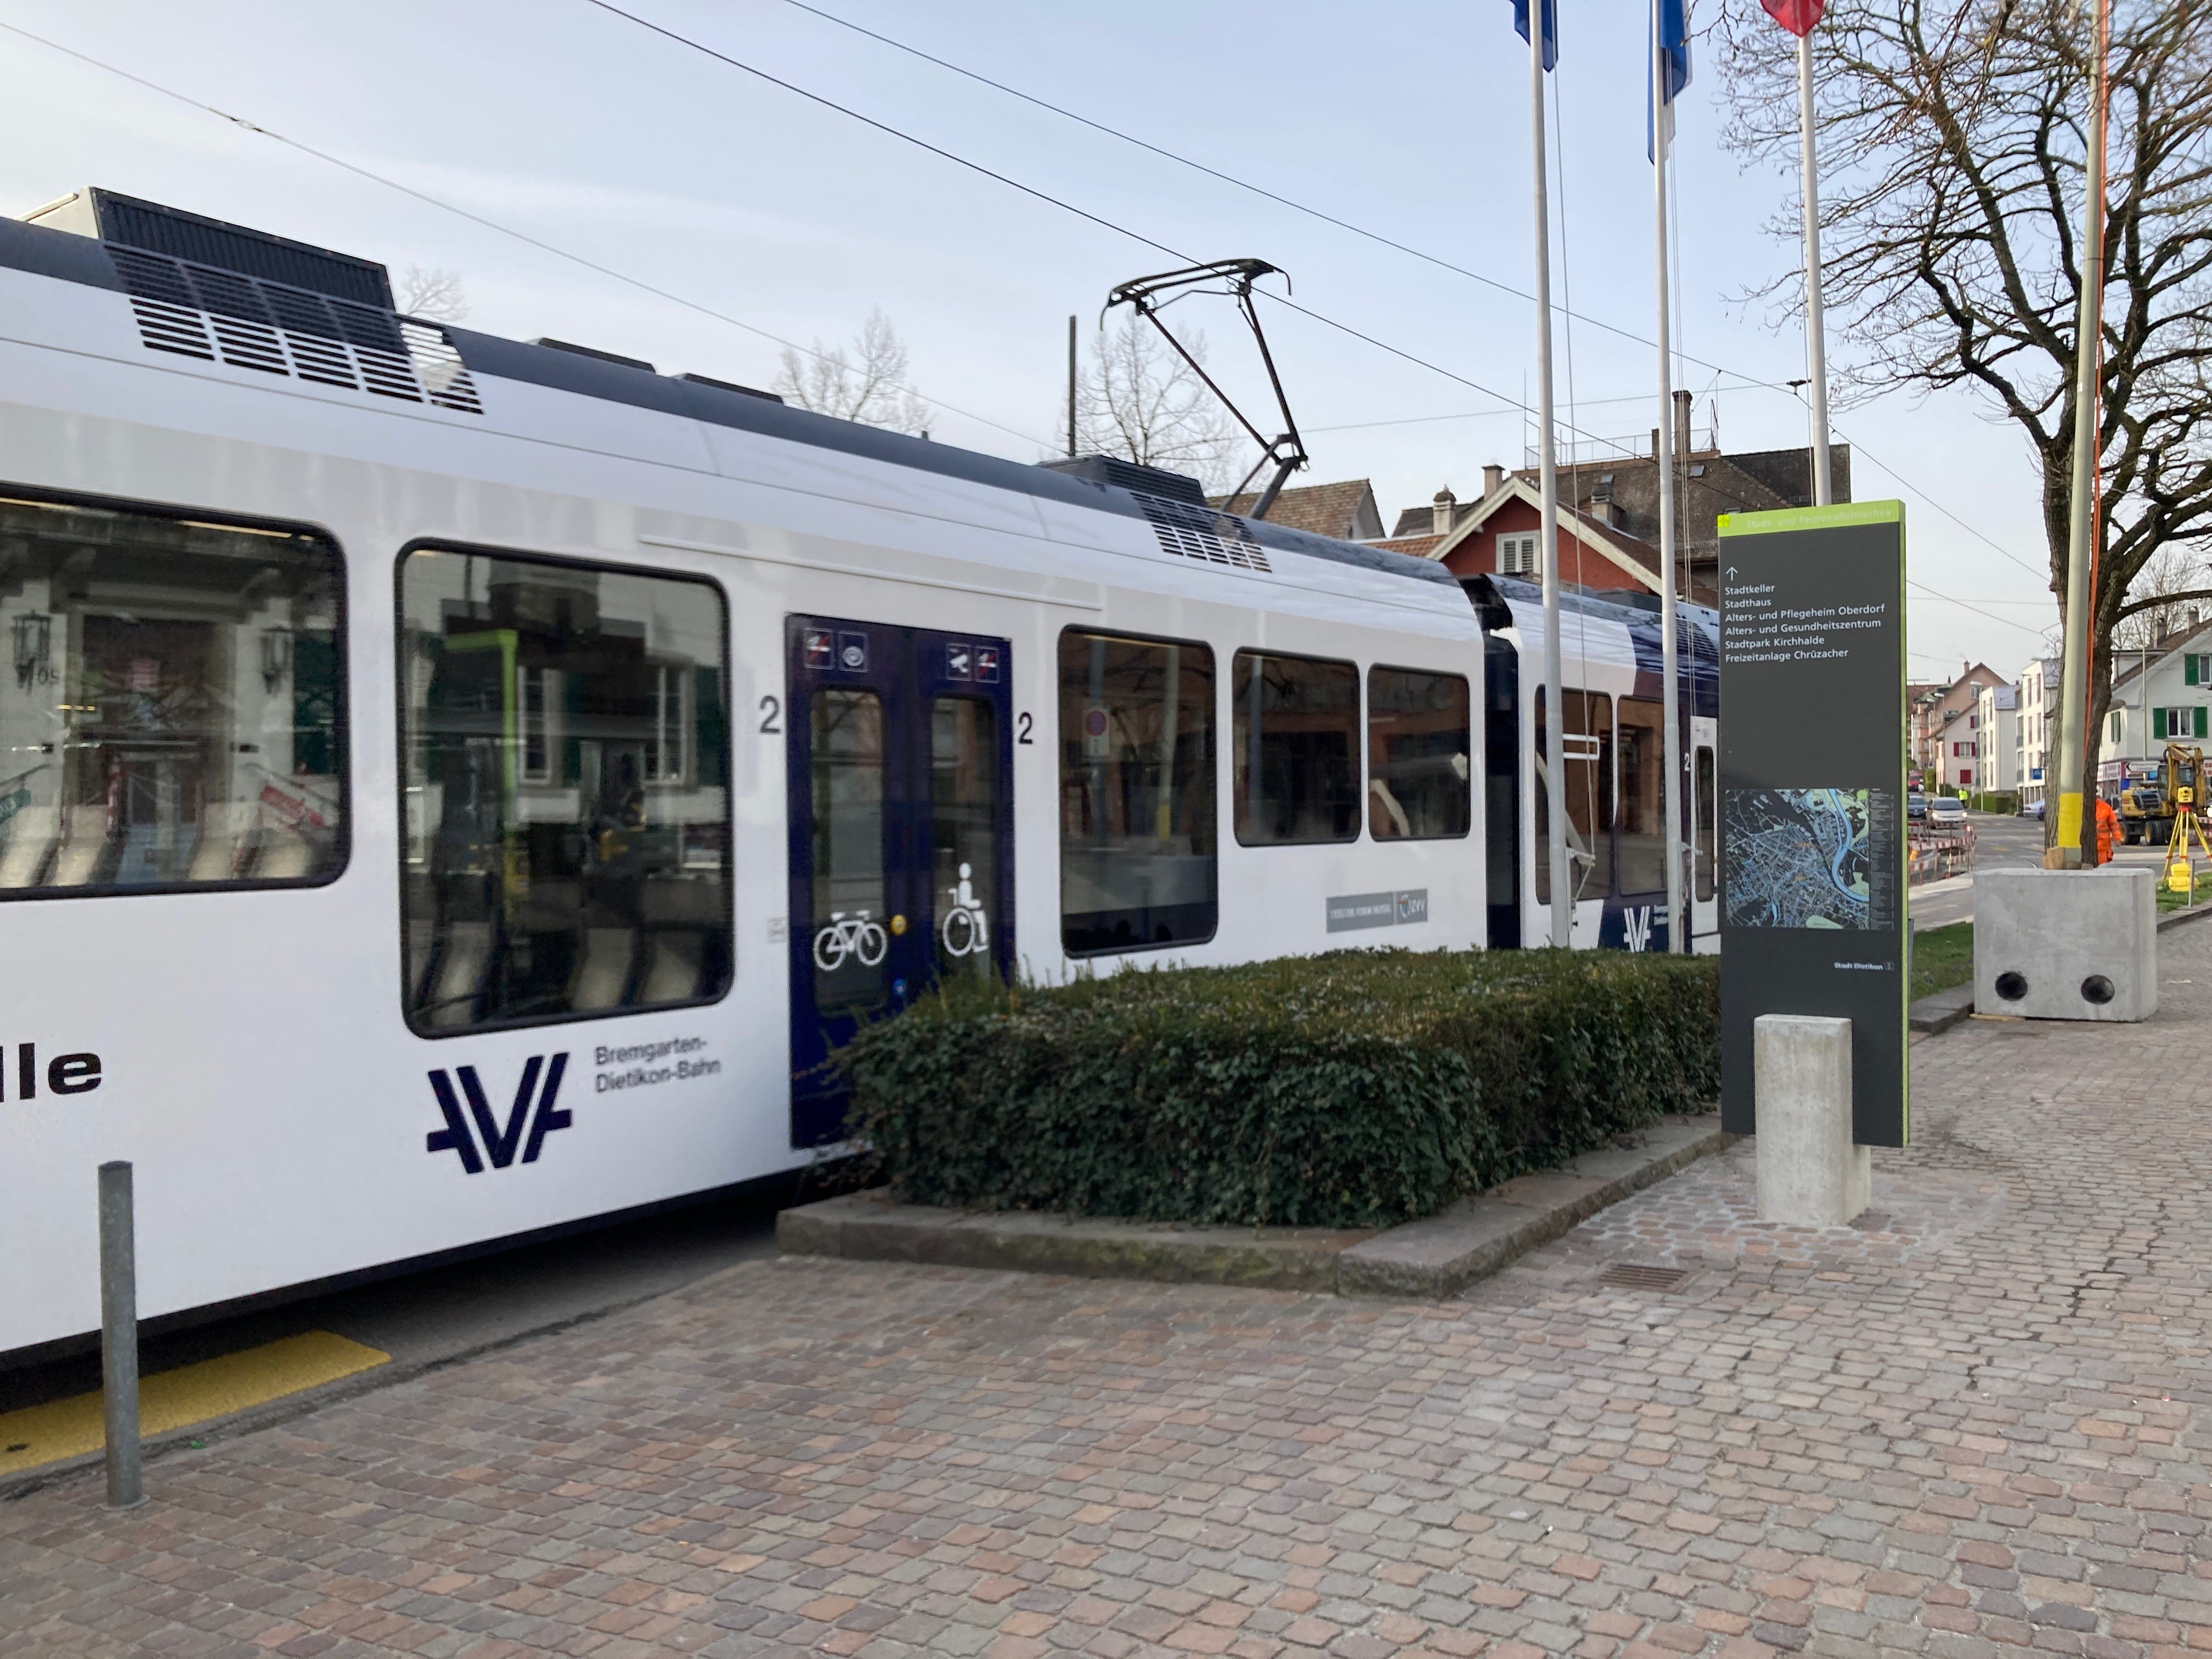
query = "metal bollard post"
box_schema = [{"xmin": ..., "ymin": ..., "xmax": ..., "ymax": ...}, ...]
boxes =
[{"xmin": 98, "ymin": 1160, "xmax": 143, "ymax": 1508}]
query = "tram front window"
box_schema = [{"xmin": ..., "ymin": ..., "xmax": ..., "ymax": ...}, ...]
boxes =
[
  {"xmin": 399, "ymin": 548, "xmax": 732, "ymax": 1032},
  {"xmin": 1532, "ymin": 687, "xmax": 1613, "ymax": 902},
  {"xmin": 0, "ymin": 494, "xmax": 345, "ymax": 898},
  {"xmin": 1616, "ymin": 696, "xmax": 1665, "ymax": 893}
]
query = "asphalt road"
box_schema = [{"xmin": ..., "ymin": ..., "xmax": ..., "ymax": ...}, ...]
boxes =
[{"xmin": 1911, "ymin": 808, "xmax": 2173, "ymax": 931}]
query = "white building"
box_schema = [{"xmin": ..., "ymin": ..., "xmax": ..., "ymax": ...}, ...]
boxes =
[
  {"xmin": 2103, "ymin": 624, "xmax": 2212, "ymax": 761},
  {"xmin": 1974, "ymin": 681, "xmax": 2019, "ymax": 793},
  {"xmin": 2018, "ymin": 656, "xmax": 2059, "ymax": 808}
]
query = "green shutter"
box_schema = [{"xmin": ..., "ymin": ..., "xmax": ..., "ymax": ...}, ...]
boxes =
[
  {"xmin": 2156, "ymin": 708, "xmax": 2168, "ymax": 739},
  {"xmin": 2190, "ymin": 656, "xmax": 2202, "ymax": 687},
  {"xmin": 2197, "ymin": 707, "xmax": 2208, "ymax": 740}
]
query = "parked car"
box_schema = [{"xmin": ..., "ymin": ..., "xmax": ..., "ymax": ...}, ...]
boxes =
[
  {"xmin": 1926, "ymin": 795, "xmax": 1968, "ymax": 826},
  {"xmin": 2021, "ymin": 798, "xmax": 2046, "ymax": 819},
  {"xmin": 1907, "ymin": 792, "xmax": 1928, "ymax": 821}
]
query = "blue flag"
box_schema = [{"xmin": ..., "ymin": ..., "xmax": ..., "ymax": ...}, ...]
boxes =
[
  {"xmin": 1512, "ymin": 0, "xmax": 1558, "ymax": 71},
  {"xmin": 1648, "ymin": 0, "xmax": 1692, "ymax": 161}
]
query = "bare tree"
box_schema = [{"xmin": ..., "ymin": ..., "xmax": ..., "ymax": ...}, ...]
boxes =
[
  {"xmin": 2114, "ymin": 543, "xmax": 2209, "ymax": 649},
  {"xmin": 1712, "ymin": 0, "xmax": 2212, "ymax": 823},
  {"xmin": 396, "ymin": 266, "xmax": 469, "ymax": 323},
  {"xmin": 773, "ymin": 307, "xmax": 931, "ymax": 434},
  {"xmin": 1071, "ymin": 313, "xmax": 1242, "ymax": 493}
]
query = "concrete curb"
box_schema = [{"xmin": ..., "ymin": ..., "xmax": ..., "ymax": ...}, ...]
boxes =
[
  {"xmin": 1909, "ymin": 983, "xmax": 1976, "ymax": 1034},
  {"xmin": 777, "ymin": 1114, "xmax": 1732, "ymax": 1302},
  {"xmin": 2157, "ymin": 902, "xmax": 2212, "ymax": 932}
]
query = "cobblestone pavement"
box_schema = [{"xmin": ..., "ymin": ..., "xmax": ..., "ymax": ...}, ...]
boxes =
[{"xmin": 9, "ymin": 941, "xmax": 2212, "ymax": 1659}]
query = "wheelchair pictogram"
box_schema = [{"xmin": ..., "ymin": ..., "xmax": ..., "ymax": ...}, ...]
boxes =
[{"xmin": 941, "ymin": 863, "xmax": 990, "ymax": 957}]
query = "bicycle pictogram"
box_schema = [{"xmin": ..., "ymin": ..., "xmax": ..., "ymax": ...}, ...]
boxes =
[{"xmin": 812, "ymin": 909, "xmax": 888, "ymax": 971}]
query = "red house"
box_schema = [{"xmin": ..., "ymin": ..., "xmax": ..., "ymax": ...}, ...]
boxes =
[{"xmin": 1374, "ymin": 466, "xmax": 1664, "ymax": 595}]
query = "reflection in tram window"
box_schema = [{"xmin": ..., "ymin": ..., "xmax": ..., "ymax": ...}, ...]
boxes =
[
  {"xmin": 399, "ymin": 548, "xmax": 731, "ymax": 1032},
  {"xmin": 1232, "ymin": 651, "xmax": 1359, "ymax": 845},
  {"xmin": 809, "ymin": 689, "xmax": 887, "ymax": 1013},
  {"xmin": 1058, "ymin": 629, "xmax": 1216, "ymax": 954},
  {"xmin": 1616, "ymin": 696, "xmax": 1666, "ymax": 893},
  {"xmin": 931, "ymin": 697, "xmax": 997, "ymax": 978},
  {"xmin": 1367, "ymin": 667, "xmax": 1471, "ymax": 840},
  {"xmin": 1532, "ymin": 688, "xmax": 1614, "ymax": 901},
  {"xmin": 0, "ymin": 495, "xmax": 344, "ymax": 897}
]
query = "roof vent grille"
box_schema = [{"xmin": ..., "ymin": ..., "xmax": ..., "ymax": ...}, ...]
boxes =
[
  {"xmin": 108, "ymin": 245, "xmax": 482, "ymax": 415},
  {"xmin": 1131, "ymin": 492, "xmax": 1271, "ymax": 575}
]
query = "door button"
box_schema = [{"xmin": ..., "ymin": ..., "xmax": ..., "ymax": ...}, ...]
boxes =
[{"xmin": 890, "ymin": 913, "xmax": 908, "ymax": 935}]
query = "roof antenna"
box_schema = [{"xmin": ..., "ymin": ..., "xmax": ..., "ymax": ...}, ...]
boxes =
[{"xmin": 1104, "ymin": 258, "xmax": 1308, "ymax": 521}]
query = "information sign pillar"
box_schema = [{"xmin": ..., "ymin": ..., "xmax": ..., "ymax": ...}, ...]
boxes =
[{"xmin": 1717, "ymin": 502, "xmax": 1909, "ymax": 1147}]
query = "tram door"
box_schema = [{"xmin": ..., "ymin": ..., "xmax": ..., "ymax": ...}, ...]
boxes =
[
  {"xmin": 1689, "ymin": 714, "xmax": 1718, "ymax": 949},
  {"xmin": 785, "ymin": 616, "xmax": 1014, "ymax": 1147}
]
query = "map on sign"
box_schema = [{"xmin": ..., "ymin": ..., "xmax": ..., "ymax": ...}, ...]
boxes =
[{"xmin": 1723, "ymin": 786, "xmax": 1872, "ymax": 929}]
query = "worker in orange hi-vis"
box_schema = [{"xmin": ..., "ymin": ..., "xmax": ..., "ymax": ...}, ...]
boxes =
[{"xmin": 2095, "ymin": 794, "xmax": 2122, "ymax": 865}]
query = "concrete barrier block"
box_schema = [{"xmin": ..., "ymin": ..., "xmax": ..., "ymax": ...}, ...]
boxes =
[
  {"xmin": 1974, "ymin": 868, "xmax": 2155, "ymax": 1022},
  {"xmin": 1754, "ymin": 1014, "xmax": 1870, "ymax": 1227}
]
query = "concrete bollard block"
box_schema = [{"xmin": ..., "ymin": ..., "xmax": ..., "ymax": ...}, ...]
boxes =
[
  {"xmin": 1973, "ymin": 868, "xmax": 2155, "ymax": 1022},
  {"xmin": 1754, "ymin": 1014, "xmax": 1870, "ymax": 1227}
]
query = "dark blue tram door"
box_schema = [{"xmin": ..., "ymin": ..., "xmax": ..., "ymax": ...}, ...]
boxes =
[{"xmin": 785, "ymin": 616, "xmax": 1014, "ymax": 1147}]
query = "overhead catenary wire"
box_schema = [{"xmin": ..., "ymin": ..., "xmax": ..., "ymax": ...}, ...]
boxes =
[
  {"xmin": 576, "ymin": 0, "xmax": 1683, "ymax": 460},
  {"xmin": 764, "ymin": 0, "xmax": 2054, "ymax": 592},
  {"xmin": 0, "ymin": 19, "xmax": 1056, "ymax": 453},
  {"xmin": 2, "ymin": 12, "xmax": 2049, "ymax": 651}
]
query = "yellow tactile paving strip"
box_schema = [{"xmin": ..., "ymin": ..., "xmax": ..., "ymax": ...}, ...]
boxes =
[{"xmin": 0, "ymin": 1330, "xmax": 389, "ymax": 1477}]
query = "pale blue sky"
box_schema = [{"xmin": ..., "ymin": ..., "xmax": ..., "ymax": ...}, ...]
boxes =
[{"xmin": 0, "ymin": 0, "xmax": 2061, "ymax": 678}]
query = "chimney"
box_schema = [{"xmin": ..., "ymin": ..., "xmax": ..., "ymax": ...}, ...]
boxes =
[
  {"xmin": 1674, "ymin": 390, "xmax": 1694, "ymax": 455},
  {"xmin": 1432, "ymin": 488, "xmax": 1457, "ymax": 538},
  {"xmin": 1482, "ymin": 463, "xmax": 1504, "ymax": 495},
  {"xmin": 1651, "ymin": 426, "xmax": 1662, "ymax": 460}
]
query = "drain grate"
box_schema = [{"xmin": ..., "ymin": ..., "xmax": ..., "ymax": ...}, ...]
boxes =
[{"xmin": 1598, "ymin": 1262, "xmax": 1692, "ymax": 1291}]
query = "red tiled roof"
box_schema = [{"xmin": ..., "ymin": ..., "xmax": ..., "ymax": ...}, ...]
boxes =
[{"xmin": 1209, "ymin": 478, "xmax": 1379, "ymax": 540}]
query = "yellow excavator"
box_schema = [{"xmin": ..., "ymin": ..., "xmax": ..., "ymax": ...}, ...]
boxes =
[{"xmin": 2163, "ymin": 744, "xmax": 2212, "ymax": 893}]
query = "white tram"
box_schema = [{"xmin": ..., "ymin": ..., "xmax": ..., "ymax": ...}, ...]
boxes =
[{"xmin": 0, "ymin": 191, "xmax": 1500, "ymax": 1357}]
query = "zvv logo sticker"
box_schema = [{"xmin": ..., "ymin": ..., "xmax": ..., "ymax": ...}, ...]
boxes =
[{"xmin": 426, "ymin": 1053, "xmax": 572, "ymax": 1173}]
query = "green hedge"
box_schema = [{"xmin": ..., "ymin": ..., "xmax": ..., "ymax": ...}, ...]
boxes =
[
  {"xmin": 840, "ymin": 949, "xmax": 1719, "ymax": 1229},
  {"xmin": 1966, "ymin": 791, "xmax": 2019, "ymax": 815}
]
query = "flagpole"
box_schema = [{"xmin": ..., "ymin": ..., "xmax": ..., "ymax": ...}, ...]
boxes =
[
  {"xmin": 1531, "ymin": 6, "xmax": 1568, "ymax": 949},
  {"xmin": 1654, "ymin": 8, "xmax": 1685, "ymax": 954},
  {"xmin": 1797, "ymin": 30, "xmax": 1832, "ymax": 506}
]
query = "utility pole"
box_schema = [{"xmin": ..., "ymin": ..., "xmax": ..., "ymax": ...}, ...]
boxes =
[
  {"xmin": 1066, "ymin": 315, "xmax": 1077, "ymax": 458},
  {"xmin": 2050, "ymin": 0, "xmax": 2108, "ymax": 868}
]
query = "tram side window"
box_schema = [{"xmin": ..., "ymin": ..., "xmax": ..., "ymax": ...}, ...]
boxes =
[
  {"xmin": 1233, "ymin": 650, "xmax": 1359, "ymax": 845},
  {"xmin": 1532, "ymin": 688, "xmax": 1613, "ymax": 902},
  {"xmin": 0, "ymin": 495, "xmax": 344, "ymax": 898},
  {"xmin": 1368, "ymin": 667, "xmax": 1471, "ymax": 839},
  {"xmin": 399, "ymin": 548, "xmax": 732, "ymax": 1032},
  {"xmin": 1616, "ymin": 696, "xmax": 1665, "ymax": 893},
  {"xmin": 1059, "ymin": 629, "xmax": 1216, "ymax": 953}
]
